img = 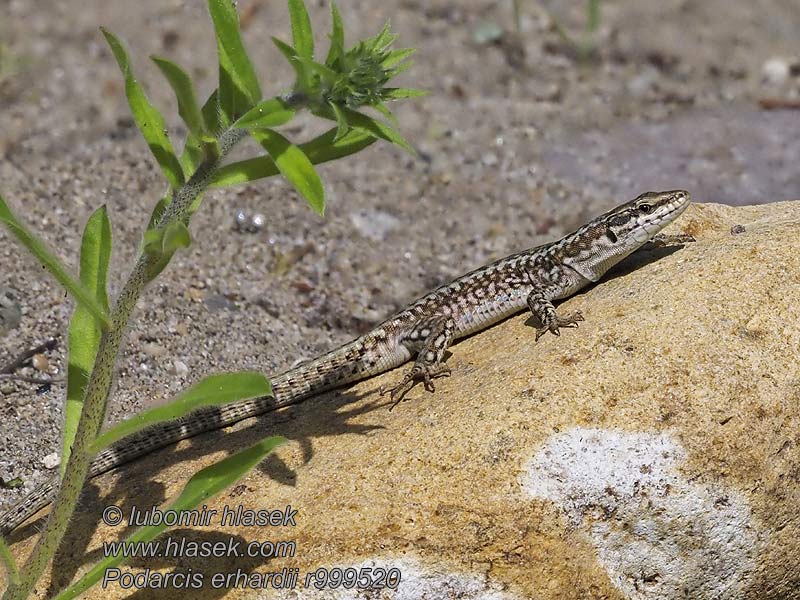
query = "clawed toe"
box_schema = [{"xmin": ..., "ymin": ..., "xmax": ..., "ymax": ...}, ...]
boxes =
[
  {"xmin": 535, "ymin": 311, "xmax": 584, "ymax": 341},
  {"xmin": 381, "ymin": 363, "xmax": 450, "ymax": 409}
]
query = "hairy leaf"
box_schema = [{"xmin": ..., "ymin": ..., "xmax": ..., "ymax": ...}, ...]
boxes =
[
  {"xmin": 288, "ymin": 0, "xmax": 314, "ymax": 59},
  {"xmin": 211, "ymin": 127, "xmax": 375, "ymax": 187},
  {"xmin": 101, "ymin": 28, "xmax": 184, "ymax": 189},
  {"xmin": 208, "ymin": 0, "xmax": 262, "ymax": 124},
  {"xmin": 234, "ymin": 97, "xmax": 296, "ymax": 129},
  {"xmin": 63, "ymin": 206, "xmax": 112, "ymax": 475},
  {"xmin": 250, "ymin": 129, "xmax": 325, "ymax": 215},
  {"xmin": 151, "ymin": 56, "xmax": 205, "ymax": 137},
  {"xmin": 325, "ymin": 1, "xmax": 345, "ymax": 66}
]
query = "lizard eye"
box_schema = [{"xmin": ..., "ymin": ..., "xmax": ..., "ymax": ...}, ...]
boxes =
[{"xmin": 638, "ymin": 203, "xmax": 653, "ymax": 214}]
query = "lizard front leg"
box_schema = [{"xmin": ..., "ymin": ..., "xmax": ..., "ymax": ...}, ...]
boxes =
[
  {"xmin": 527, "ymin": 291, "xmax": 584, "ymax": 341},
  {"xmin": 380, "ymin": 316, "xmax": 454, "ymax": 408}
]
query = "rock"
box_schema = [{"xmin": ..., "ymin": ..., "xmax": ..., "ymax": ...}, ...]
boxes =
[
  {"xmin": 141, "ymin": 343, "xmax": 166, "ymax": 358},
  {"xmin": 5, "ymin": 201, "xmax": 800, "ymax": 599},
  {"xmin": 169, "ymin": 359, "xmax": 189, "ymax": 377},
  {"xmin": 762, "ymin": 56, "xmax": 790, "ymax": 84},
  {"xmin": 349, "ymin": 209, "xmax": 400, "ymax": 241},
  {"xmin": 0, "ymin": 285, "xmax": 22, "ymax": 336},
  {"xmin": 626, "ymin": 65, "xmax": 660, "ymax": 97},
  {"xmin": 41, "ymin": 453, "xmax": 59, "ymax": 470},
  {"xmin": 31, "ymin": 353, "xmax": 49, "ymax": 373}
]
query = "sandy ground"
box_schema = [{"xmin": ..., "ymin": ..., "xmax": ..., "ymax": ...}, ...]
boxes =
[{"xmin": 1, "ymin": 0, "xmax": 799, "ymax": 511}]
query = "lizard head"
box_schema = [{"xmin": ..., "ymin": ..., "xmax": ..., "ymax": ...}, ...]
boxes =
[
  {"xmin": 604, "ymin": 189, "xmax": 691, "ymax": 246},
  {"xmin": 560, "ymin": 189, "xmax": 691, "ymax": 282}
]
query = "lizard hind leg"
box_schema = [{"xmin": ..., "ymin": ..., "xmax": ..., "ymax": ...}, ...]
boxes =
[{"xmin": 379, "ymin": 316, "xmax": 455, "ymax": 408}]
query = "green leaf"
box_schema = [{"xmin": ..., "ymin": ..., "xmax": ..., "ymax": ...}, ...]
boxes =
[
  {"xmin": 250, "ymin": 129, "xmax": 325, "ymax": 215},
  {"xmin": 329, "ymin": 101, "xmax": 349, "ymax": 140},
  {"xmin": 142, "ymin": 228, "xmax": 163, "ymax": 255},
  {"xmin": 142, "ymin": 220, "xmax": 190, "ymax": 282},
  {"xmin": 173, "ymin": 90, "xmax": 223, "ymax": 178},
  {"xmin": 234, "ymin": 97, "xmax": 296, "ymax": 129},
  {"xmin": 0, "ymin": 546, "xmax": 18, "ymax": 591},
  {"xmin": 372, "ymin": 23, "xmax": 396, "ymax": 50},
  {"xmin": 207, "ymin": 0, "xmax": 262, "ymax": 124},
  {"xmin": 297, "ymin": 56, "xmax": 338, "ymax": 82},
  {"xmin": 288, "ymin": 0, "xmax": 314, "ymax": 60},
  {"xmin": 373, "ymin": 102, "xmax": 398, "ymax": 127},
  {"xmin": 63, "ymin": 206, "xmax": 112, "ymax": 476},
  {"xmin": 101, "ymin": 28, "xmax": 184, "ymax": 189},
  {"xmin": 383, "ymin": 47, "xmax": 415, "ymax": 69},
  {"xmin": 0, "ymin": 535, "xmax": 20, "ymax": 586},
  {"xmin": 90, "ymin": 372, "xmax": 272, "ymax": 451},
  {"xmin": 271, "ymin": 36, "xmax": 305, "ymax": 84},
  {"xmin": 329, "ymin": 106, "xmax": 414, "ymax": 154},
  {"xmin": 161, "ymin": 221, "xmax": 192, "ymax": 254},
  {"xmin": 0, "ymin": 194, "xmax": 110, "ymax": 330},
  {"xmin": 147, "ymin": 195, "xmax": 171, "ymax": 230},
  {"xmin": 211, "ymin": 127, "xmax": 375, "ymax": 187},
  {"xmin": 383, "ymin": 87, "xmax": 427, "ymax": 100},
  {"xmin": 325, "ymin": 1, "xmax": 345, "ymax": 66},
  {"xmin": 55, "ymin": 435, "xmax": 287, "ymax": 600},
  {"xmin": 178, "ymin": 131, "xmax": 203, "ymax": 177},
  {"xmin": 151, "ymin": 56, "xmax": 205, "ymax": 137},
  {"xmin": 201, "ymin": 89, "xmax": 222, "ymax": 136}
]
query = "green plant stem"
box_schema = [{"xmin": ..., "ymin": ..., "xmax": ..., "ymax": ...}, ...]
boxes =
[{"xmin": 2, "ymin": 128, "xmax": 246, "ymax": 600}]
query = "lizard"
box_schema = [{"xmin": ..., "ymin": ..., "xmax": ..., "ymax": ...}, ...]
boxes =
[{"xmin": 0, "ymin": 189, "xmax": 692, "ymax": 537}]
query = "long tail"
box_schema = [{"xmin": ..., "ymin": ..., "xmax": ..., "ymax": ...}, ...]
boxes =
[{"xmin": 0, "ymin": 336, "xmax": 380, "ymax": 537}]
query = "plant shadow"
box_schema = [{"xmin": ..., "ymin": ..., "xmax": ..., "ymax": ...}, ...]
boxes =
[{"xmin": 42, "ymin": 384, "xmax": 388, "ymax": 597}]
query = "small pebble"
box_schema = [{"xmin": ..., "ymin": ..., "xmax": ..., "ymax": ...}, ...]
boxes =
[
  {"xmin": 251, "ymin": 213, "xmax": 266, "ymax": 231},
  {"xmin": 234, "ymin": 209, "xmax": 249, "ymax": 231},
  {"xmin": 187, "ymin": 287, "xmax": 206, "ymax": 302},
  {"xmin": 32, "ymin": 353, "xmax": 50, "ymax": 373},
  {"xmin": 730, "ymin": 224, "xmax": 746, "ymax": 235},
  {"xmin": 473, "ymin": 20, "xmax": 503, "ymax": 44},
  {"xmin": 627, "ymin": 66, "xmax": 660, "ymax": 97},
  {"xmin": 42, "ymin": 452, "xmax": 60, "ymax": 470},
  {"xmin": 233, "ymin": 209, "xmax": 266, "ymax": 233},
  {"xmin": 482, "ymin": 152, "xmax": 499, "ymax": 167},
  {"xmin": 170, "ymin": 360, "xmax": 189, "ymax": 377},
  {"xmin": 350, "ymin": 209, "xmax": 400, "ymax": 241},
  {"xmin": 762, "ymin": 57, "xmax": 790, "ymax": 85},
  {"xmin": 0, "ymin": 285, "xmax": 22, "ymax": 336},
  {"xmin": 142, "ymin": 343, "xmax": 167, "ymax": 358},
  {"xmin": 205, "ymin": 294, "xmax": 237, "ymax": 312}
]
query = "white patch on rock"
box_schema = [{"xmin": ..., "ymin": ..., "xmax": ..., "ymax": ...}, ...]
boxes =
[
  {"xmin": 267, "ymin": 558, "xmax": 517, "ymax": 600},
  {"xmin": 520, "ymin": 428, "xmax": 758, "ymax": 600}
]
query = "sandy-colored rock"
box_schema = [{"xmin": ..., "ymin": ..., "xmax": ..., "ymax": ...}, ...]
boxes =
[{"xmin": 4, "ymin": 201, "xmax": 800, "ymax": 599}]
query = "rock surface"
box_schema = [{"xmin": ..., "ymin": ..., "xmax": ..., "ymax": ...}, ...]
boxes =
[{"xmin": 4, "ymin": 201, "xmax": 800, "ymax": 599}]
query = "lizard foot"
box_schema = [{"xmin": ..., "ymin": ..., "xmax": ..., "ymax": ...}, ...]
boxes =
[
  {"xmin": 535, "ymin": 310, "xmax": 584, "ymax": 342},
  {"xmin": 380, "ymin": 363, "xmax": 451, "ymax": 409}
]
